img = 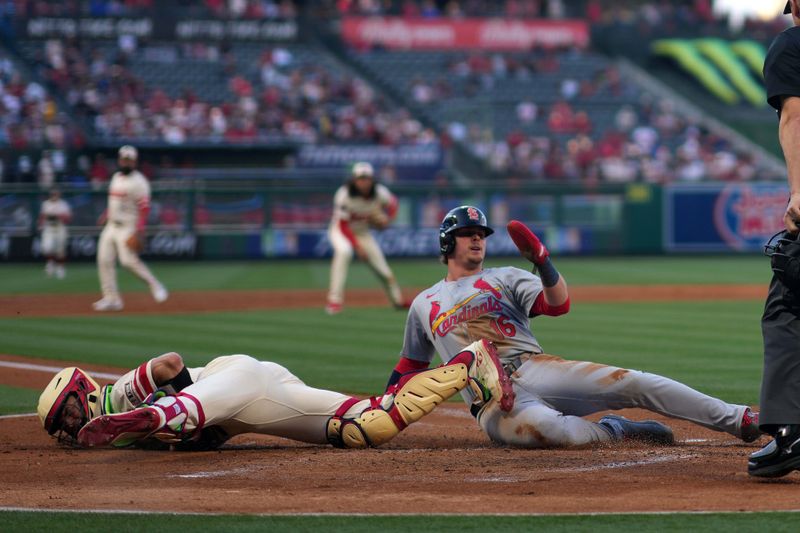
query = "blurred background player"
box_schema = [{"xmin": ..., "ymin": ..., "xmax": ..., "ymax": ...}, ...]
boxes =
[
  {"xmin": 38, "ymin": 188, "xmax": 71, "ymax": 279},
  {"xmin": 93, "ymin": 145, "xmax": 167, "ymax": 312},
  {"xmin": 326, "ymin": 161, "xmax": 407, "ymax": 314}
]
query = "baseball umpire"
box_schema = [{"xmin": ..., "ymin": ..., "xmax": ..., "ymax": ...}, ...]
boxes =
[{"xmin": 747, "ymin": 0, "xmax": 800, "ymax": 478}]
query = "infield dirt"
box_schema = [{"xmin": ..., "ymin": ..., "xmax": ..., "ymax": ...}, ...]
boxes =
[{"xmin": 2, "ymin": 285, "xmax": 797, "ymax": 515}]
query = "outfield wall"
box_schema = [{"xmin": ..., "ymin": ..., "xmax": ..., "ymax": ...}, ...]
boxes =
[{"xmin": 0, "ymin": 182, "xmax": 787, "ymax": 260}]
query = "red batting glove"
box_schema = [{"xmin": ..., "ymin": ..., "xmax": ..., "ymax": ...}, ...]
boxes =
[{"xmin": 507, "ymin": 220, "xmax": 549, "ymax": 265}]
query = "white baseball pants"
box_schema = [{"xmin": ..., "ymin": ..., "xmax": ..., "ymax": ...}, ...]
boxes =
[
  {"xmin": 327, "ymin": 225, "xmax": 402, "ymax": 306},
  {"xmin": 172, "ymin": 355, "xmax": 371, "ymax": 443},
  {"xmin": 97, "ymin": 222, "xmax": 161, "ymax": 301}
]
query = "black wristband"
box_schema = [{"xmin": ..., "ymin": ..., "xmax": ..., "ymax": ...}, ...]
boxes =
[
  {"xmin": 535, "ymin": 257, "xmax": 560, "ymax": 288},
  {"xmin": 165, "ymin": 366, "xmax": 193, "ymax": 392},
  {"xmin": 386, "ymin": 370, "xmax": 402, "ymax": 390}
]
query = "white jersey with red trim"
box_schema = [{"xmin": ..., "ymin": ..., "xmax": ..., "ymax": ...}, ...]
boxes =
[
  {"xmin": 330, "ymin": 184, "xmax": 395, "ymax": 234},
  {"xmin": 401, "ymin": 266, "xmax": 544, "ymax": 367},
  {"xmin": 40, "ymin": 198, "xmax": 71, "ymax": 228},
  {"xmin": 107, "ymin": 170, "xmax": 150, "ymax": 226}
]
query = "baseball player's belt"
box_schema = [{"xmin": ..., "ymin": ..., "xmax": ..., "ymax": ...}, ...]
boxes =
[{"xmin": 501, "ymin": 352, "xmax": 536, "ymax": 378}]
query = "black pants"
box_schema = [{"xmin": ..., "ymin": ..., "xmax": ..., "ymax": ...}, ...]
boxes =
[{"xmin": 760, "ymin": 273, "xmax": 800, "ymax": 431}]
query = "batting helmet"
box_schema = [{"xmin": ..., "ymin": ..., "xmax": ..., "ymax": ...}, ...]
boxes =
[
  {"xmin": 38, "ymin": 367, "xmax": 102, "ymax": 440},
  {"xmin": 765, "ymin": 231, "xmax": 800, "ymax": 292},
  {"xmin": 439, "ymin": 205, "xmax": 494, "ymax": 255}
]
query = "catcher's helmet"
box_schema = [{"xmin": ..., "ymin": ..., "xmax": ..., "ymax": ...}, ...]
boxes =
[
  {"xmin": 439, "ymin": 205, "xmax": 494, "ymax": 255},
  {"xmin": 38, "ymin": 367, "xmax": 101, "ymax": 439}
]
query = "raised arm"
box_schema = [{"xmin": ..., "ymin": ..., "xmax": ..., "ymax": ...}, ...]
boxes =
[{"xmin": 507, "ymin": 220, "xmax": 570, "ymax": 316}]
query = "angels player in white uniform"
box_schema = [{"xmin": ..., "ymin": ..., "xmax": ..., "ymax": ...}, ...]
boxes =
[
  {"xmin": 326, "ymin": 162, "xmax": 407, "ymax": 314},
  {"xmin": 37, "ymin": 339, "xmax": 513, "ymax": 450},
  {"xmin": 38, "ymin": 188, "xmax": 72, "ymax": 279},
  {"xmin": 387, "ymin": 205, "xmax": 763, "ymax": 448},
  {"xmin": 93, "ymin": 145, "xmax": 167, "ymax": 311}
]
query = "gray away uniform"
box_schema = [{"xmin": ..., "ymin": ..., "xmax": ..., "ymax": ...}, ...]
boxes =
[{"xmin": 402, "ymin": 266, "xmax": 752, "ymax": 447}]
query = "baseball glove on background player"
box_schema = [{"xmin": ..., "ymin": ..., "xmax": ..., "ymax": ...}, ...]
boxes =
[
  {"xmin": 126, "ymin": 232, "xmax": 144, "ymax": 253},
  {"xmin": 368, "ymin": 209, "xmax": 390, "ymax": 230}
]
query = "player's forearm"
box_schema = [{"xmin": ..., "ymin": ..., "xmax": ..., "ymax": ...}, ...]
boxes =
[
  {"xmin": 780, "ymin": 99, "xmax": 800, "ymax": 194},
  {"xmin": 542, "ymin": 274, "xmax": 569, "ymax": 306}
]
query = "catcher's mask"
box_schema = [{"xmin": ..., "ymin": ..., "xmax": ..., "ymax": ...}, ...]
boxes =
[
  {"xmin": 38, "ymin": 367, "xmax": 101, "ymax": 444},
  {"xmin": 439, "ymin": 205, "xmax": 494, "ymax": 256},
  {"xmin": 765, "ymin": 230, "xmax": 800, "ymax": 292}
]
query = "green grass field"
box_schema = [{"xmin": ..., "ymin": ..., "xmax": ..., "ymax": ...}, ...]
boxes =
[{"xmin": 0, "ymin": 255, "xmax": 785, "ymax": 529}]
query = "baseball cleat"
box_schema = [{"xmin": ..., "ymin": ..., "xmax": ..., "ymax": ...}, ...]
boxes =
[
  {"xmin": 325, "ymin": 302, "xmax": 343, "ymax": 315},
  {"xmin": 748, "ymin": 425, "xmax": 800, "ymax": 478},
  {"xmin": 451, "ymin": 339, "xmax": 515, "ymax": 412},
  {"xmin": 740, "ymin": 408, "xmax": 763, "ymax": 443},
  {"xmin": 92, "ymin": 297, "xmax": 124, "ymax": 312},
  {"xmin": 77, "ymin": 407, "xmax": 163, "ymax": 448},
  {"xmin": 151, "ymin": 283, "xmax": 168, "ymax": 303},
  {"xmin": 598, "ymin": 414, "xmax": 674, "ymax": 445}
]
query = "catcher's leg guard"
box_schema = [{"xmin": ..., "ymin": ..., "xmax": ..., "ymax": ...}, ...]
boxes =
[{"xmin": 327, "ymin": 363, "xmax": 470, "ymax": 448}]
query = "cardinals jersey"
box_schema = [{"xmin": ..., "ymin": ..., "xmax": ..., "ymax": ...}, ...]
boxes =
[{"xmin": 402, "ymin": 266, "xmax": 544, "ymax": 366}]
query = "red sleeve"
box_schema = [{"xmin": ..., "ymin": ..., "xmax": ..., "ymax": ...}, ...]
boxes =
[
  {"xmin": 338, "ymin": 219, "xmax": 359, "ymax": 248},
  {"xmin": 394, "ymin": 356, "xmax": 430, "ymax": 374},
  {"xmin": 136, "ymin": 200, "xmax": 150, "ymax": 233},
  {"xmin": 386, "ymin": 195, "xmax": 398, "ymax": 220},
  {"xmin": 530, "ymin": 292, "xmax": 570, "ymax": 317}
]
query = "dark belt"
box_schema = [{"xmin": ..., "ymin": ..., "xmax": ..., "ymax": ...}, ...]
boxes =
[{"xmin": 502, "ymin": 352, "xmax": 535, "ymax": 377}]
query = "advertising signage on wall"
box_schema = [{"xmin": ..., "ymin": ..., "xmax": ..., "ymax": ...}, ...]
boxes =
[
  {"xmin": 20, "ymin": 17, "xmax": 297, "ymax": 41},
  {"xmin": 341, "ymin": 17, "xmax": 589, "ymax": 50},
  {"xmin": 665, "ymin": 183, "xmax": 789, "ymax": 252}
]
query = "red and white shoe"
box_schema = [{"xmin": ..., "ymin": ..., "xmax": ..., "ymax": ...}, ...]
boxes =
[
  {"xmin": 325, "ymin": 302, "xmax": 343, "ymax": 315},
  {"xmin": 77, "ymin": 407, "xmax": 163, "ymax": 448},
  {"xmin": 740, "ymin": 408, "xmax": 763, "ymax": 443},
  {"xmin": 450, "ymin": 339, "xmax": 515, "ymax": 412}
]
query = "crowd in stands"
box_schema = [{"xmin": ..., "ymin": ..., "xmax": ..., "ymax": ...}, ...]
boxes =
[
  {"xmin": 0, "ymin": 50, "xmax": 83, "ymax": 156},
  {"xmin": 407, "ymin": 49, "xmax": 776, "ymax": 183},
  {"xmin": 467, "ymin": 98, "xmax": 764, "ymax": 184},
  {"xmin": 20, "ymin": 37, "xmax": 436, "ymax": 147},
  {"xmin": 0, "ymin": 0, "xmax": 787, "ymax": 187}
]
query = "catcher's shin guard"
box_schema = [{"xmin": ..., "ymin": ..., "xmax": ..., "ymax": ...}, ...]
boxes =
[{"xmin": 327, "ymin": 362, "xmax": 471, "ymax": 448}]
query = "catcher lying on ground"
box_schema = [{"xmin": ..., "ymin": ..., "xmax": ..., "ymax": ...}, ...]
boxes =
[{"xmin": 37, "ymin": 339, "xmax": 514, "ymax": 450}]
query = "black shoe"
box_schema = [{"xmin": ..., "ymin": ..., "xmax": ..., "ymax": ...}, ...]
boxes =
[
  {"xmin": 598, "ymin": 414, "xmax": 674, "ymax": 445},
  {"xmin": 748, "ymin": 425, "xmax": 800, "ymax": 478}
]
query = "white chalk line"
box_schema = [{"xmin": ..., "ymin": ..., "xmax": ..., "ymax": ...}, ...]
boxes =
[
  {"xmin": 1, "ymin": 507, "xmax": 799, "ymax": 517},
  {"xmin": 0, "ymin": 359, "xmax": 123, "ymax": 380},
  {"xmin": 170, "ymin": 467, "xmax": 251, "ymax": 479}
]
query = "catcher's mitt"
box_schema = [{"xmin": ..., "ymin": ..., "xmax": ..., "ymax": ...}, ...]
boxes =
[
  {"xmin": 765, "ymin": 231, "xmax": 800, "ymax": 291},
  {"xmin": 125, "ymin": 232, "xmax": 144, "ymax": 253}
]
